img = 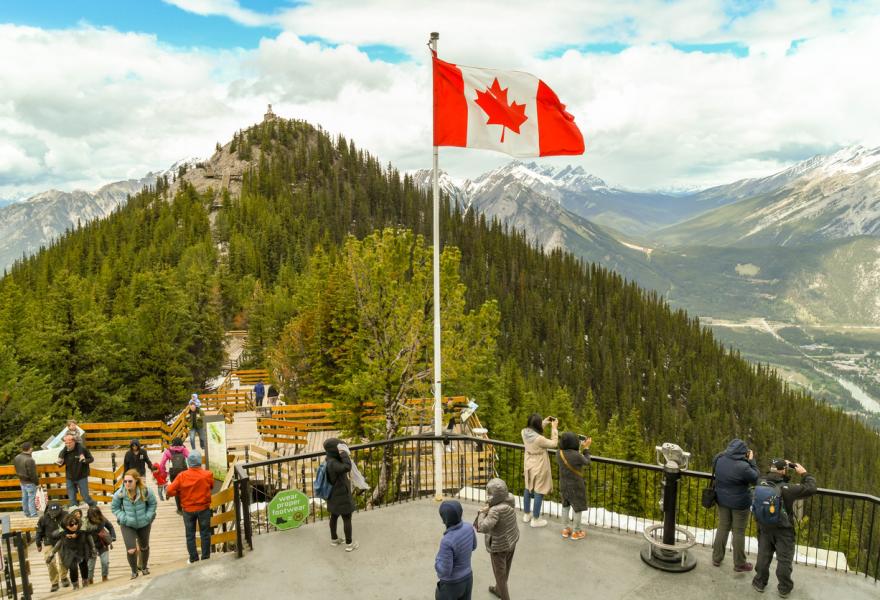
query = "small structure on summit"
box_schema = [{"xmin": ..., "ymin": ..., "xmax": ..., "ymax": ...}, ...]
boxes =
[{"xmin": 264, "ymin": 104, "xmax": 277, "ymax": 122}]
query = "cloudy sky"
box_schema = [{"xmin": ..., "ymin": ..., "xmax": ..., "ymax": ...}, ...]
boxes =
[{"xmin": 2, "ymin": 0, "xmax": 880, "ymax": 201}]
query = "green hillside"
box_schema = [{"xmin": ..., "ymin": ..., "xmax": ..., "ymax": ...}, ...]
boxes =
[{"xmin": 1, "ymin": 118, "xmax": 879, "ymax": 496}]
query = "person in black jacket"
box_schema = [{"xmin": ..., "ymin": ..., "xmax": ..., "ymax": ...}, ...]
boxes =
[
  {"xmin": 752, "ymin": 459, "xmax": 817, "ymax": 597},
  {"xmin": 123, "ymin": 439, "xmax": 153, "ymax": 477},
  {"xmin": 323, "ymin": 438, "xmax": 358, "ymax": 552},
  {"xmin": 557, "ymin": 432, "xmax": 592, "ymax": 541},
  {"xmin": 50, "ymin": 512, "xmax": 96, "ymax": 590},
  {"xmin": 711, "ymin": 438, "xmax": 759, "ymax": 571},
  {"xmin": 36, "ymin": 502, "xmax": 70, "ymax": 592},
  {"xmin": 56, "ymin": 434, "xmax": 96, "ymax": 508}
]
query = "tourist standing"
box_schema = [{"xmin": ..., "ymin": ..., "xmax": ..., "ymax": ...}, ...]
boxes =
[
  {"xmin": 111, "ymin": 469, "xmax": 158, "ymax": 579},
  {"xmin": 711, "ymin": 438, "xmax": 759, "ymax": 572},
  {"xmin": 166, "ymin": 450, "xmax": 215, "ymax": 564},
  {"xmin": 14, "ymin": 441, "xmax": 38, "ymax": 517},
  {"xmin": 57, "ymin": 434, "xmax": 96, "ymax": 508},
  {"xmin": 474, "ymin": 479, "xmax": 519, "ymax": 600},
  {"xmin": 435, "ymin": 499, "xmax": 477, "ymax": 600},
  {"xmin": 521, "ymin": 413, "xmax": 558, "ymax": 527},
  {"xmin": 266, "ymin": 383, "xmax": 279, "ymax": 406},
  {"xmin": 323, "ymin": 438, "xmax": 358, "ymax": 551},
  {"xmin": 186, "ymin": 398, "xmax": 206, "ymax": 450},
  {"xmin": 752, "ymin": 460, "xmax": 817, "ymax": 597},
  {"xmin": 253, "ymin": 379, "xmax": 265, "ymax": 408},
  {"xmin": 557, "ymin": 432, "xmax": 592, "ymax": 540},
  {"xmin": 35, "ymin": 502, "xmax": 70, "ymax": 592}
]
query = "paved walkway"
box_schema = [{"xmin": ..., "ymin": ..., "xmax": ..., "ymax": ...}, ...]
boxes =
[{"xmin": 78, "ymin": 499, "xmax": 878, "ymax": 600}]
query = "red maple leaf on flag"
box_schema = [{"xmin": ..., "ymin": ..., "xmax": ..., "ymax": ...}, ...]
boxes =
[{"xmin": 474, "ymin": 78, "xmax": 528, "ymax": 143}]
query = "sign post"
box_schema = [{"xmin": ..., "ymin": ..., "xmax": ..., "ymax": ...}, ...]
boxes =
[
  {"xmin": 267, "ymin": 490, "xmax": 309, "ymax": 531},
  {"xmin": 204, "ymin": 415, "xmax": 228, "ymax": 487}
]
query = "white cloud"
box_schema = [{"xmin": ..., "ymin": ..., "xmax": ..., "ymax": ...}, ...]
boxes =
[
  {"xmin": 2, "ymin": 3, "xmax": 880, "ymax": 198},
  {"xmin": 162, "ymin": 0, "xmax": 273, "ymax": 27}
]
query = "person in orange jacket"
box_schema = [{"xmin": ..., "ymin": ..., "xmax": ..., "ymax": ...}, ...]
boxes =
[{"xmin": 166, "ymin": 451, "xmax": 214, "ymax": 563}]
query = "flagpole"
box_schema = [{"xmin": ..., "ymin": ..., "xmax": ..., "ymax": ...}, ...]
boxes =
[{"xmin": 429, "ymin": 31, "xmax": 444, "ymax": 502}]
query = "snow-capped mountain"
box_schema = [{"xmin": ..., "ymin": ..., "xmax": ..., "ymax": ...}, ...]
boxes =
[{"xmin": 659, "ymin": 145, "xmax": 880, "ymax": 247}]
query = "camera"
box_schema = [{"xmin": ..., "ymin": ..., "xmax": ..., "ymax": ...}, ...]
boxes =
[
  {"xmin": 787, "ymin": 462, "xmax": 797, "ymax": 470},
  {"xmin": 577, "ymin": 434, "xmax": 587, "ymax": 442}
]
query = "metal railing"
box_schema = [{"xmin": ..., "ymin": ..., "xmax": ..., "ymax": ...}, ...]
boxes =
[
  {"xmin": 1, "ymin": 531, "xmax": 32, "ymax": 600},
  {"xmin": 231, "ymin": 435, "xmax": 880, "ymax": 581}
]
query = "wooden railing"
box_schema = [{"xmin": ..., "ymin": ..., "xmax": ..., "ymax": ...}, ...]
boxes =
[
  {"xmin": 256, "ymin": 418, "xmax": 308, "ymax": 450},
  {"xmin": 0, "ymin": 462, "xmax": 124, "ymax": 512},
  {"xmin": 269, "ymin": 403, "xmax": 337, "ymax": 431},
  {"xmin": 218, "ymin": 368, "xmax": 269, "ymax": 392}
]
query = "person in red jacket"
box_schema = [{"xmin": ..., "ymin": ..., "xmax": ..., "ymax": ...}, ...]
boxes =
[{"xmin": 166, "ymin": 451, "xmax": 214, "ymax": 563}]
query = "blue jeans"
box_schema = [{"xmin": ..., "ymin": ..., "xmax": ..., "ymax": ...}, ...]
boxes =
[
  {"xmin": 183, "ymin": 508, "xmax": 213, "ymax": 562},
  {"xmin": 66, "ymin": 477, "xmax": 95, "ymax": 508},
  {"xmin": 20, "ymin": 483, "xmax": 37, "ymax": 517},
  {"xmin": 88, "ymin": 551, "xmax": 110, "ymax": 579},
  {"xmin": 189, "ymin": 428, "xmax": 206, "ymax": 450},
  {"xmin": 523, "ymin": 489, "xmax": 544, "ymax": 518}
]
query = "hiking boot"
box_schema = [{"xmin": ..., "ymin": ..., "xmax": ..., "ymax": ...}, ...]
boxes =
[
  {"xmin": 141, "ymin": 567, "xmax": 150, "ymax": 576},
  {"xmin": 82, "ymin": 579, "xmax": 89, "ymax": 587},
  {"xmin": 735, "ymin": 562, "xmax": 754, "ymax": 572},
  {"xmin": 130, "ymin": 571, "xmax": 139, "ymax": 580},
  {"xmin": 522, "ymin": 513, "xmax": 531, "ymax": 523},
  {"xmin": 712, "ymin": 560, "xmax": 721, "ymax": 567},
  {"xmin": 530, "ymin": 518, "xmax": 548, "ymax": 528},
  {"xmin": 187, "ymin": 558, "xmax": 199, "ymax": 564},
  {"xmin": 87, "ymin": 578, "xmax": 94, "ymax": 585},
  {"xmin": 50, "ymin": 584, "xmax": 59, "ymax": 593},
  {"xmin": 752, "ymin": 580, "xmax": 765, "ymax": 593},
  {"xmin": 330, "ymin": 538, "xmax": 344, "ymax": 546},
  {"xmin": 570, "ymin": 530, "xmax": 586, "ymax": 540},
  {"xmin": 561, "ymin": 527, "xmax": 572, "ymax": 538},
  {"xmin": 345, "ymin": 541, "xmax": 359, "ymax": 552},
  {"xmin": 102, "ymin": 576, "xmax": 109, "ymax": 582},
  {"xmin": 488, "ymin": 586, "xmax": 502, "ymax": 598}
]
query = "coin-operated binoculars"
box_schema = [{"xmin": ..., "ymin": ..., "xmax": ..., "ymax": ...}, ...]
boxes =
[{"xmin": 640, "ymin": 443, "xmax": 697, "ymax": 572}]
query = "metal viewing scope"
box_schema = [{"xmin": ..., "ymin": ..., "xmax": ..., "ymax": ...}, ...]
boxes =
[{"xmin": 655, "ymin": 443, "xmax": 691, "ymax": 470}]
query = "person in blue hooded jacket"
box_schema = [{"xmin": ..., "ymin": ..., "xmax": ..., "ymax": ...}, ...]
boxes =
[
  {"xmin": 435, "ymin": 500, "xmax": 477, "ymax": 600},
  {"xmin": 711, "ymin": 438, "xmax": 759, "ymax": 571}
]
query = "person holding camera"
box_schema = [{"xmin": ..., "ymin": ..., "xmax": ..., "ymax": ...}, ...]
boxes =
[
  {"xmin": 711, "ymin": 438, "xmax": 759, "ymax": 572},
  {"xmin": 752, "ymin": 459, "xmax": 817, "ymax": 597},
  {"xmin": 520, "ymin": 413, "xmax": 558, "ymax": 528},
  {"xmin": 557, "ymin": 432, "xmax": 592, "ymax": 540}
]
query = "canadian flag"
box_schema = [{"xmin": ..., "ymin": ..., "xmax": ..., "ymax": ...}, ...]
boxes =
[{"xmin": 433, "ymin": 56, "xmax": 584, "ymax": 157}]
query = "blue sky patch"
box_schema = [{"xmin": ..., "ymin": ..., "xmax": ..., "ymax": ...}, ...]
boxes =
[
  {"xmin": 0, "ymin": 0, "xmax": 280, "ymax": 49},
  {"xmin": 670, "ymin": 42, "xmax": 749, "ymax": 57}
]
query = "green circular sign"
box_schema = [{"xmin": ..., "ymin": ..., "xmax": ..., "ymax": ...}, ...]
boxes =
[{"xmin": 267, "ymin": 489, "xmax": 309, "ymax": 531}]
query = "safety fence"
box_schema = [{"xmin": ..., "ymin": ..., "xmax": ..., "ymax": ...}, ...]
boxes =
[
  {"xmin": 0, "ymin": 462, "xmax": 124, "ymax": 512},
  {"xmin": 1, "ymin": 531, "xmax": 32, "ymax": 600},
  {"xmin": 230, "ymin": 435, "xmax": 880, "ymax": 581}
]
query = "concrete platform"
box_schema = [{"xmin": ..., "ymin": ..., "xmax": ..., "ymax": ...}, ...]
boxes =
[{"xmin": 79, "ymin": 499, "xmax": 878, "ymax": 600}]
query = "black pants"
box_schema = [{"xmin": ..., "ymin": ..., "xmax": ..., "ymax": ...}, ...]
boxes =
[
  {"xmin": 436, "ymin": 574, "xmax": 473, "ymax": 600},
  {"xmin": 754, "ymin": 525, "xmax": 795, "ymax": 594},
  {"xmin": 330, "ymin": 513, "xmax": 352, "ymax": 544},
  {"xmin": 121, "ymin": 523, "xmax": 152, "ymax": 572},
  {"xmin": 68, "ymin": 559, "xmax": 88, "ymax": 583}
]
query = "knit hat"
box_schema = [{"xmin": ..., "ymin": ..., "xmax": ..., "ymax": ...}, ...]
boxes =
[{"xmin": 187, "ymin": 451, "xmax": 202, "ymax": 467}]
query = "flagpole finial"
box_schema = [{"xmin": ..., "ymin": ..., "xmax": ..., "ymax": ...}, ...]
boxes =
[{"xmin": 430, "ymin": 32, "xmax": 439, "ymax": 41}]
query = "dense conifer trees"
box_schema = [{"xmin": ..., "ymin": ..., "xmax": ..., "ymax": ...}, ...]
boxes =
[{"xmin": 1, "ymin": 118, "xmax": 878, "ymax": 498}]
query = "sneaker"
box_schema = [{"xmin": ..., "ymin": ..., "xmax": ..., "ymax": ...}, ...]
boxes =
[
  {"xmin": 141, "ymin": 567, "xmax": 150, "ymax": 576},
  {"xmin": 712, "ymin": 559, "xmax": 721, "ymax": 566},
  {"xmin": 130, "ymin": 571, "xmax": 139, "ymax": 580},
  {"xmin": 102, "ymin": 576, "xmax": 109, "ymax": 582},
  {"xmin": 330, "ymin": 538, "xmax": 344, "ymax": 546},
  {"xmin": 561, "ymin": 527, "xmax": 572, "ymax": 538},
  {"xmin": 530, "ymin": 518, "xmax": 548, "ymax": 528},
  {"xmin": 522, "ymin": 513, "xmax": 531, "ymax": 523},
  {"xmin": 187, "ymin": 558, "xmax": 199, "ymax": 564},
  {"xmin": 752, "ymin": 580, "xmax": 765, "ymax": 593},
  {"xmin": 50, "ymin": 584, "xmax": 59, "ymax": 593},
  {"xmin": 72, "ymin": 582, "xmax": 80, "ymax": 590},
  {"xmin": 345, "ymin": 541, "xmax": 359, "ymax": 552},
  {"xmin": 61, "ymin": 580, "xmax": 71, "ymax": 588},
  {"xmin": 735, "ymin": 562, "xmax": 754, "ymax": 572},
  {"xmin": 777, "ymin": 591, "xmax": 790, "ymax": 599},
  {"xmin": 570, "ymin": 530, "xmax": 586, "ymax": 540}
]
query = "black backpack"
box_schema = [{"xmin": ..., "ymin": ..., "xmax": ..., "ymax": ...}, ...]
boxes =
[{"xmin": 169, "ymin": 451, "xmax": 188, "ymax": 480}]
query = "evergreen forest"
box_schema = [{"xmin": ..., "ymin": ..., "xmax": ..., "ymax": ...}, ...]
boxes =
[{"xmin": 1, "ymin": 117, "xmax": 878, "ymax": 499}]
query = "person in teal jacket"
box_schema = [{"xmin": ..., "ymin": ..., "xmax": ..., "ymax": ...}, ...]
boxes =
[{"xmin": 111, "ymin": 469, "xmax": 157, "ymax": 579}]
